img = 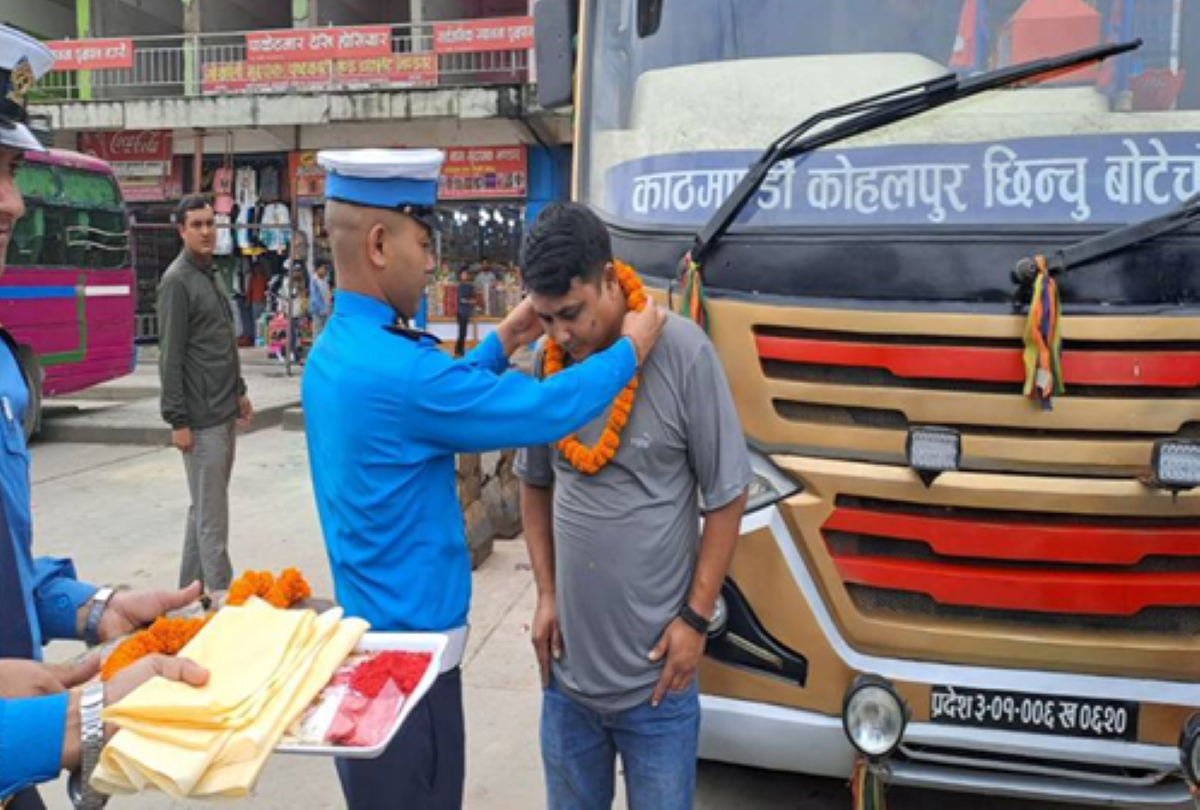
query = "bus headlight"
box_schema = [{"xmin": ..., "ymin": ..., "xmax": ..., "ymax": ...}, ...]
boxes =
[
  {"xmin": 746, "ymin": 449, "xmax": 802, "ymax": 514},
  {"xmin": 843, "ymin": 675, "xmax": 908, "ymax": 759},
  {"xmin": 1180, "ymin": 714, "xmax": 1200, "ymax": 786}
]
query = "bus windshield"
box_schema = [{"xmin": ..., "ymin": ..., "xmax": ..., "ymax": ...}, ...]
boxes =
[
  {"xmin": 0, "ymin": 150, "xmax": 134, "ymax": 413},
  {"xmin": 7, "ymin": 159, "xmax": 129, "ymax": 270},
  {"xmin": 581, "ymin": 0, "xmax": 1200, "ymax": 232}
]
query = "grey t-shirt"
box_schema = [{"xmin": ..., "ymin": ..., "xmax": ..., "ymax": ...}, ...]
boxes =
[{"xmin": 515, "ymin": 313, "xmax": 752, "ymax": 712}]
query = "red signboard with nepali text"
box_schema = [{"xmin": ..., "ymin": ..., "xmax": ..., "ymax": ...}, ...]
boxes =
[
  {"xmin": 433, "ymin": 17, "xmax": 534, "ymax": 54},
  {"xmin": 246, "ymin": 26, "xmax": 392, "ymax": 64},
  {"xmin": 439, "ymin": 145, "xmax": 527, "ymax": 200},
  {"xmin": 48, "ymin": 39, "xmax": 134, "ymax": 71},
  {"xmin": 202, "ymin": 54, "xmax": 437, "ymax": 94}
]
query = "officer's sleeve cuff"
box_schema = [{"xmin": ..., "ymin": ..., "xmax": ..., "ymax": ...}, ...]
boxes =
[
  {"xmin": 467, "ymin": 331, "xmax": 508, "ymax": 373},
  {"xmin": 612, "ymin": 338, "xmax": 638, "ymax": 381},
  {"xmin": 0, "ymin": 694, "xmax": 68, "ymax": 795},
  {"xmin": 33, "ymin": 557, "xmax": 97, "ymax": 641}
]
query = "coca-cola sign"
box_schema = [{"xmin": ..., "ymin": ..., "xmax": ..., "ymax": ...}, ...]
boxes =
[
  {"xmin": 79, "ymin": 130, "xmax": 172, "ymax": 163},
  {"xmin": 79, "ymin": 130, "xmax": 172, "ymax": 202}
]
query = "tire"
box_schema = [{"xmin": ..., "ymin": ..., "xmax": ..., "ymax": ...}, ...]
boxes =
[{"xmin": 16, "ymin": 346, "xmax": 42, "ymax": 443}]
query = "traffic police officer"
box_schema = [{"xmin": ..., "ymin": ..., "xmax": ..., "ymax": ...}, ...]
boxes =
[
  {"xmin": 303, "ymin": 148, "xmax": 666, "ymax": 809},
  {"xmin": 0, "ymin": 25, "xmax": 208, "ymax": 808}
]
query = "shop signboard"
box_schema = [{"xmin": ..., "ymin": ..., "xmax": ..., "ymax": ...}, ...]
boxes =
[
  {"xmin": 432, "ymin": 17, "xmax": 534, "ymax": 54},
  {"xmin": 47, "ymin": 38, "xmax": 135, "ymax": 71},
  {"xmin": 246, "ymin": 26, "xmax": 393, "ymax": 64},
  {"xmin": 79, "ymin": 130, "xmax": 173, "ymax": 202},
  {"xmin": 289, "ymin": 151, "xmax": 326, "ymax": 199},
  {"xmin": 202, "ymin": 53, "xmax": 437, "ymax": 94},
  {"xmin": 439, "ymin": 146, "xmax": 528, "ymax": 200}
]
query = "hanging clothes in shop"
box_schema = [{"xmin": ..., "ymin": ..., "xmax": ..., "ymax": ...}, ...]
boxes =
[
  {"xmin": 235, "ymin": 166, "xmax": 258, "ymax": 209},
  {"xmin": 214, "ymin": 212, "xmax": 234, "ymax": 256},
  {"xmin": 260, "ymin": 164, "xmax": 281, "ymax": 203},
  {"xmin": 236, "ymin": 205, "xmax": 267, "ymax": 255},
  {"xmin": 213, "ymin": 165, "xmax": 234, "ymax": 198},
  {"xmin": 295, "ymin": 206, "xmax": 315, "ymax": 274},
  {"xmin": 260, "ymin": 203, "xmax": 292, "ymax": 253}
]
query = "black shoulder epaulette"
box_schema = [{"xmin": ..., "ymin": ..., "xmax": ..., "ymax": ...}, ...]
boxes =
[{"xmin": 383, "ymin": 325, "xmax": 443, "ymax": 345}]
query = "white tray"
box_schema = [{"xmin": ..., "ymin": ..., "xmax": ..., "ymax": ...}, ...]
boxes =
[{"xmin": 277, "ymin": 631, "xmax": 447, "ymax": 759}]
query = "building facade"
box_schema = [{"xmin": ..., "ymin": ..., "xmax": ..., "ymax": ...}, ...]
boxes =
[{"xmin": 15, "ymin": 0, "xmax": 569, "ymax": 339}]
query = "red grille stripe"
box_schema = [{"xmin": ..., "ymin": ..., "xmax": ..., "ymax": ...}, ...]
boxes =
[
  {"xmin": 825, "ymin": 508, "xmax": 1200, "ymax": 566},
  {"xmin": 756, "ymin": 336, "xmax": 1200, "ymax": 388},
  {"xmin": 832, "ymin": 554, "xmax": 1200, "ymax": 616}
]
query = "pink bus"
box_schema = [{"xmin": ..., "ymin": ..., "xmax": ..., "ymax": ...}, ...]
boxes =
[{"xmin": 0, "ymin": 148, "xmax": 135, "ymax": 438}]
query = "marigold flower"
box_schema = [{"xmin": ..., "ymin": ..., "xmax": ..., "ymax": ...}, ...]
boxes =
[
  {"xmin": 101, "ymin": 616, "xmax": 210, "ymax": 681},
  {"xmin": 544, "ymin": 261, "xmax": 646, "ymax": 476}
]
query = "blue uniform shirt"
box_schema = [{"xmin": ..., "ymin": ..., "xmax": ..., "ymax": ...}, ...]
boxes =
[
  {"xmin": 0, "ymin": 333, "xmax": 97, "ymax": 798},
  {"xmin": 302, "ymin": 291, "xmax": 639, "ymax": 633}
]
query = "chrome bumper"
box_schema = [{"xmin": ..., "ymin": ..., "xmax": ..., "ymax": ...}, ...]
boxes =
[{"xmin": 701, "ymin": 695, "xmax": 1191, "ymax": 807}]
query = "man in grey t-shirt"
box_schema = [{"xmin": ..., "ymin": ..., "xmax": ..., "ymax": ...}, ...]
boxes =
[{"xmin": 515, "ymin": 203, "xmax": 751, "ymax": 810}]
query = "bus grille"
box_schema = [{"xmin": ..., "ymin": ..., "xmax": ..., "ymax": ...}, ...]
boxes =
[{"xmin": 826, "ymin": 497, "xmax": 1200, "ymax": 631}]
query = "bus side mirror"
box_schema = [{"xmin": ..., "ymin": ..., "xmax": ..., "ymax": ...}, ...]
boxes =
[{"xmin": 534, "ymin": 0, "xmax": 577, "ymax": 110}]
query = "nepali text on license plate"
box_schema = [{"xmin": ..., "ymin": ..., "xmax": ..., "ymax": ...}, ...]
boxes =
[{"xmin": 930, "ymin": 686, "xmax": 1138, "ymax": 741}]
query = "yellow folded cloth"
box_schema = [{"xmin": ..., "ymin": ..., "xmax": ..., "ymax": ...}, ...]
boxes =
[{"xmin": 92, "ymin": 599, "xmax": 368, "ymax": 799}]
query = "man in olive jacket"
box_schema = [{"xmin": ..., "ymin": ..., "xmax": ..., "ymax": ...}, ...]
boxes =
[{"xmin": 157, "ymin": 195, "xmax": 253, "ymax": 592}]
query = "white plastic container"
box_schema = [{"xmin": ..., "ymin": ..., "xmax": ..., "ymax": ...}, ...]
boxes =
[{"xmin": 277, "ymin": 632, "xmax": 447, "ymax": 759}]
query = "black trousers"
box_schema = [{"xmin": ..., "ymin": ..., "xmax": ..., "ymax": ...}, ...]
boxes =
[
  {"xmin": 8, "ymin": 788, "xmax": 45, "ymax": 809},
  {"xmin": 454, "ymin": 312, "xmax": 470, "ymax": 358},
  {"xmin": 336, "ymin": 667, "xmax": 465, "ymax": 810}
]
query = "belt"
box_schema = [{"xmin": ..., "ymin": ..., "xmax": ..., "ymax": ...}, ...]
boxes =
[{"xmin": 439, "ymin": 626, "xmax": 469, "ymax": 674}]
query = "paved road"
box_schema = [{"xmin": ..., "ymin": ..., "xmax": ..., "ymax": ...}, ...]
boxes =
[{"xmin": 27, "ymin": 430, "xmax": 1103, "ymax": 809}]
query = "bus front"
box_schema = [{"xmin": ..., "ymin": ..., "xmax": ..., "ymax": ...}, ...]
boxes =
[
  {"xmin": 561, "ymin": 0, "xmax": 1200, "ymax": 805},
  {"xmin": 1, "ymin": 149, "xmax": 135, "ymax": 437}
]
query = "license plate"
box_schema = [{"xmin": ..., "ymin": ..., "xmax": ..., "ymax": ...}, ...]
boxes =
[{"xmin": 930, "ymin": 686, "xmax": 1139, "ymax": 741}]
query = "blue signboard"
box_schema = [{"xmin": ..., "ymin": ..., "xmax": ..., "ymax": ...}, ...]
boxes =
[{"xmin": 604, "ymin": 133, "xmax": 1200, "ymax": 228}]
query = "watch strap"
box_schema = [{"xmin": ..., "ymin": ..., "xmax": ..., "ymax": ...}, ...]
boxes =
[
  {"xmin": 72, "ymin": 681, "xmax": 109, "ymax": 809},
  {"xmin": 83, "ymin": 587, "xmax": 115, "ymax": 647},
  {"xmin": 678, "ymin": 603, "xmax": 710, "ymax": 636}
]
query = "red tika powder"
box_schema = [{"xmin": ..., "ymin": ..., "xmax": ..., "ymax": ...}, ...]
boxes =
[{"xmin": 350, "ymin": 651, "xmax": 432, "ymax": 698}]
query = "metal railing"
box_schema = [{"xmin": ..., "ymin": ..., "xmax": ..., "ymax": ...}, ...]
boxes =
[{"xmin": 34, "ymin": 23, "xmax": 530, "ymax": 103}]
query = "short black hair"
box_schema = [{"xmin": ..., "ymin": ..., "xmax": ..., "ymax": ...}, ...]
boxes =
[
  {"xmin": 520, "ymin": 203, "xmax": 611, "ymax": 297},
  {"xmin": 174, "ymin": 195, "xmax": 211, "ymax": 226}
]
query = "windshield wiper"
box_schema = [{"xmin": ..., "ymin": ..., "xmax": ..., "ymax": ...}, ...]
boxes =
[
  {"xmin": 1013, "ymin": 192, "xmax": 1200, "ymax": 285},
  {"xmin": 688, "ymin": 40, "xmax": 1142, "ymax": 267}
]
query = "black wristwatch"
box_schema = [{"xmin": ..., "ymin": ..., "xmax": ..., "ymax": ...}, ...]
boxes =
[{"xmin": 678, "ymin": 603, "xmax": 711, "ymax": 636}]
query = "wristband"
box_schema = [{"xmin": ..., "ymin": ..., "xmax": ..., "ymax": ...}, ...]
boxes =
[{"xmin": 678, "ymin": 603, "xmax": 710, "ymax": 636}]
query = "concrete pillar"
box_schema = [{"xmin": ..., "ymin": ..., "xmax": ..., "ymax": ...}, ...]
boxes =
[
  {"xmin": 77, "ymin": 0, "xmax": 94, "ymax": 100},
  {"xmin": 182, "ymin": 0, "xmax": 200, "ymax": 96},
  {"xmin": 410, "ymin": 0, "xmax": 423, "ymax": 24},
  {"xmin": 192, "ymin": 128, "xmax": 205, "ymax": 195}
]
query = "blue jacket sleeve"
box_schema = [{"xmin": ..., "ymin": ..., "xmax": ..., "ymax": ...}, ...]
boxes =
[
  {"xmin": 405, "ymin": 336, "xmax": 638, "ymax": 455},
  {"xmin": 32, "ymin": 557, "xmax": 96, "ymax": 642},
  {"xmin": 0, "ymin": 694, "xmax": 67, "ymax": 799},
  {"xmin": 457, "ymin": 331, "xmax": 509, "ymax": 375}
]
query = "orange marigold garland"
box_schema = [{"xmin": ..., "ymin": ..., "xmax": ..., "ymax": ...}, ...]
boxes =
[
  {"xmin": 543, "ymin": 260, "xmax": 646, "ymax": 475},
  {"xmin": 101, "ymin": 615, "xmax": 210, "ymax": 681},
  {"xmin": 227, "ymin": 567, "xmax": 312, "ymax": 609}
]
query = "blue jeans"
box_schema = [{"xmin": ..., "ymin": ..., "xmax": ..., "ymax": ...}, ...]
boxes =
[{"xmin": 541, "ymin": 677, "xmax": 700, "ymax": 810}]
